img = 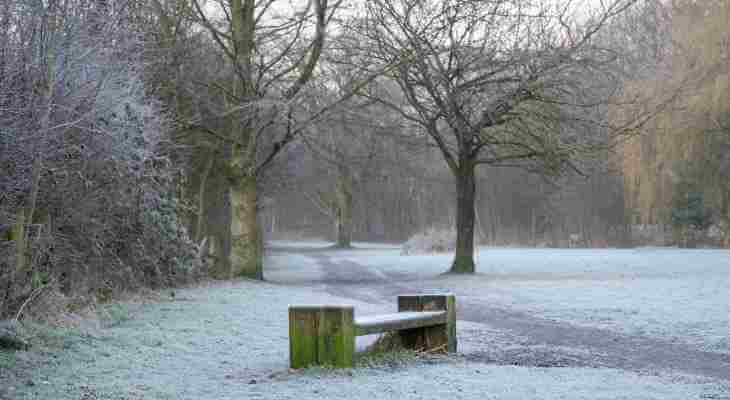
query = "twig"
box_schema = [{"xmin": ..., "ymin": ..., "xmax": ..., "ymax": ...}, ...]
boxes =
[
  {"xmin": 13, "ymin": 279, "xmax": 54, "ymax": 323},
  {"xmin": 425, "ymin": 343, "xmax": 447, "ymax": 353}
]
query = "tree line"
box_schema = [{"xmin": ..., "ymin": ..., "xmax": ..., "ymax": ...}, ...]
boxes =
[{"xmin": 2, "ymin": 0, "xmax": 726, "ymax": 318}]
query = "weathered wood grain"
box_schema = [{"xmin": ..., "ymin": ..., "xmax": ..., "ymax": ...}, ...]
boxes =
[
  {"xmin": 397, "ymin": 294, "xmax": 457, "ymax": 352},
  {"xmin": 289, "ymin": 305, "xmax": 354, "ymax": 368},
  {"xmin": 354, "ymin": 311, "xmax": 446, "ymax": 336},
  {"xmin": 288, "ymin": 294, "xmax": 457, "ymax": 368}
]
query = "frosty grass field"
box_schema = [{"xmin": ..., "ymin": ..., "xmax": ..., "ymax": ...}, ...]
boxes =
[
  {"xmin": 2, "ymin": 242, "xmax": 729, "ymax": 399},
  {"xmin": 322, "ymin": 245, "xmax": 730, "ymax": 354}
]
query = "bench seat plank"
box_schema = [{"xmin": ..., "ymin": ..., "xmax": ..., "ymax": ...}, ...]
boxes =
[{"xmin": 354, "ymin": 311, "xmax": 446, "ymax": 336}]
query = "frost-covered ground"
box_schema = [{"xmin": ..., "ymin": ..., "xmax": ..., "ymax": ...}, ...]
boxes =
[
  {"xmin": 2, "ymin": 242, "xmax": 730, "ymax": 399},
  {"xmin": 321, "ymin": 245, "xmax": 730, "ymax": 354}
]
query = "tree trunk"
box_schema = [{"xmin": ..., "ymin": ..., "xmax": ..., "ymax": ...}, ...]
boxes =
[
  {"xmin": 449, "ymin": 161, "xmax": 476, "ymax": 273},
  {"xmin": 196, "ymin": 153, "xmax": 215, "ymax": 243},
  {"xmin": 230, "ymin": 171, "xmax": 262, "ymax": 280},
  {"xmin": 333, "ymin": 170, "xmax": 353, "ymax": 248},
  {"xmin": 225, "ymin": 0, "xmax": 261, "ymax": 280},
  {"xmin": 334, "ymin": 209, "xmax": 352, "ymax": 248},
  {"xmin": 474, "ymin": 190, "xmax": 487, "ymax": 245}
]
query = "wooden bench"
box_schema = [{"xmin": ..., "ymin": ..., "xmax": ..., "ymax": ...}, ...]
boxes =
[{"xmin": 288, "ymin": 294, "xmax": 456, "ymax": 368}]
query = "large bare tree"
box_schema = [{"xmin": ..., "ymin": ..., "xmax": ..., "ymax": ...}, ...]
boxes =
[
  {"xmin": 186, "ymin": 0, "xmax": 344, "ymax": 279},
  {"xmin": 360, "ymin": 0, "xmax": 647, "ymax": 273}
]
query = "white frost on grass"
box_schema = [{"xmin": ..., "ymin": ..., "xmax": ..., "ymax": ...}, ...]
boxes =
[
  {"xmin": 330, "ymin": 245, "xmax": 730, "ymax": 354},
  {"xmin": 11, "ymin": 279, "xmax": 727, "ymax": 400},
  {"xmin": 14, "ymin": 281, "xmax": 383, "ymax": 399},
  {"xmin": 271, "ymin": 364, "xmax": 719, "ymax": 400}
]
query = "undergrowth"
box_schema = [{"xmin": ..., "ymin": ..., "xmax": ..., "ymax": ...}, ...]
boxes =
[{"xmin": 355, "ymin": 332, "xmax": 418, "ymax": 368}]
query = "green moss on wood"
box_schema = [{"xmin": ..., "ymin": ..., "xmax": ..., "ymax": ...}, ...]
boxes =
[
  {"xmin": 289, "ymin": 308, "xmax": 318, "ymax": 368},
  {"xmin": 317, "ymin": 307, "xmax": 354, "ymax": 368},
  {"xmin": 289, "ymin": 306, "xmax": 354, "ymax": 369},
  {"xmin": 446, "ymin": 294, "xmax": 457, "ymax": 352}
]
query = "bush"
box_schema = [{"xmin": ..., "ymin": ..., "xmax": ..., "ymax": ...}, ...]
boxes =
[
  {"xmin": 671, "ymin": 191, "xmax": 712, "ymax": 231},
  {"xmin": 670, "ymin": 187, "xmax": 712, "ymax": 248},
  {"xmin": 0, "ymin": 3, "xmax": 201, "ymax": 319},
  {"xmin": 401, "ymin": 228, "xmax": 456, "ymax": 255}
]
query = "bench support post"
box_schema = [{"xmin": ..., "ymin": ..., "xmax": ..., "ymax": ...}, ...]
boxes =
[
  {"xmin": 397, "ymin": 294, "xmax": 457, "ymax": 352},
  {"xmin": 289, "ymin": 305, "xmax": 354, "ymax": 368}
]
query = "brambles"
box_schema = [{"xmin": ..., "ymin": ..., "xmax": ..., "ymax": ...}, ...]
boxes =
[
  {"xmin": 401, "ymin": 228, "xmax": 456, "ymax": 255},
  {"xmin": 0, "ymin": 0, "xmax": 201, "ymax": 319}
]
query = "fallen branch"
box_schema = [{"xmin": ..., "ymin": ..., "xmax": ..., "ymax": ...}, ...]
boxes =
[
  {"xmin": 13, "ymin": 277, "xmax": 56, "ymax": 323},
  {"xmin": 424, "ymin": 343, "xmax": 447, "ymax": 353}
]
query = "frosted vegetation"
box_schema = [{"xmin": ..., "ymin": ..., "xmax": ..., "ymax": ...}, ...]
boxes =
[
  {"xmin": 3, "ymin": 243, "xmax": 728, "ymax": 399},
  {"xmin": 401, "ymin": 228, "xmax": 457, "ymax": 255}
]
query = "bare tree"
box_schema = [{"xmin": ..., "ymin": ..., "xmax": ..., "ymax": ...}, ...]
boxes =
[
  {"xmin": 357, "ymin": 0, "xmax": 651, "ymax": 273},
  {"xmin": 184, "ymin": 0, "xmax": 409, "ymax": 278},
  {"xmin": 300, "ymin": 108, "xmax": 382, "ymax": 248},
  {"xmin": 185, "ymin": 0, "xmax": 361, "ymax": 279},
  {"xmin": 295, "ymin": 46, "xmax": 394, "ymax": 249}
]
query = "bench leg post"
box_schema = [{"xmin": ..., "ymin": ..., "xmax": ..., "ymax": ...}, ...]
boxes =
[
  {"xmin": 397, "ymin": 294, "xmax": 457, "ymax": 353},
  {"xmin": 289, "ymin": 305, "xmax": 354, "ymax": 368}
]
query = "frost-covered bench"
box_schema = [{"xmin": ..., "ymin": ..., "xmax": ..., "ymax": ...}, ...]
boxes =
[{"xmin": 288, "ymin": 294, "xmax": 456, "ymax": 368}]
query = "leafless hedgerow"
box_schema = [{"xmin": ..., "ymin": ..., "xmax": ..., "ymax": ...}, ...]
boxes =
[{"xmin": 0, "ymin": 0, "xmax": 201, "ymax": 319}]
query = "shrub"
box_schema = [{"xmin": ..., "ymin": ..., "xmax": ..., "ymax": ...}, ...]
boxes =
[
  {"xmin": 401, "ymin": 228, "xmax": 456, "ymax": 255},
  {"xmin": 0, "ymin": 3, "xmax": 201, "ymax": 319},
  {"xmin": 670, "ymin": 185, "xmax": 712, "ymax": 248}
]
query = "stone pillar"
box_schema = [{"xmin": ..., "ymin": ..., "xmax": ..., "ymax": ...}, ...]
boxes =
[
  {"xmin": 397, "ymin": 294, "xmax": 457, "ymax": 352},
  {"xmin": 289, "ymin": 305, "xmax": 355, "ymax": 368}
]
